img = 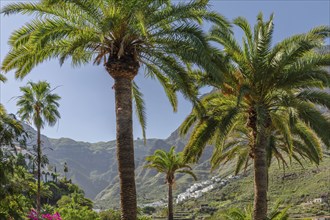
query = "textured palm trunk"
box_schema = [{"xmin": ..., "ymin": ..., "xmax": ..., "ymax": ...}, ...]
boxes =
[
  {"xmin": 253, "ymin": 128, "xmax": 268, "ymax": 220},
  {"xmin": 168, "ymin": 183, "xmax": 174, "ymax": 220},
  {"xmin": 106, "ymin": 58, "xmax": 139, "ymax": 220},
  {"xmin": 36, "ymin": 127, "xmax": 41, "ymax": 217},
  {"xmin": 114, "ymin": 77, "xmax": 137, "ymax": 220}
]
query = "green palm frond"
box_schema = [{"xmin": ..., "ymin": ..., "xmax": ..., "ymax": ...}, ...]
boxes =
[
  {"xmin": 296, "ymin": 90, "xmax": 330, "ymax": 110},
  {"xmin": 179, "ymin": 113, "xmax": 198, "ymax": 137},
  {"xmin": 183, "ymin": 118, "xmax": 218, "ymax": 163},
  {"xmin": 270, "ymin": 112, "xmax": 293, "ymax": 155},
  {"xmin": 295, "ymin": 102, "xmax": 330, "ymax": 147},
  {"xmin": 0, "ymin": 74, "xmax": 6, "ymax": 82},
  {"xmin": 293, "ymin": 120, "xmax": 323, "ymax": 164},
  {"xmin": 132, "ymin": 81, "xmax": 146, "ymax": 143},
  {"xmin": 144, "ymin": 63, "xmax": 178, "ymax": 112}
]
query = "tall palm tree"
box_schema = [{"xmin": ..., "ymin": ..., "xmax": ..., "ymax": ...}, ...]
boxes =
[
  {"xmin": 145, "ymin": 146, "xmax": 197, "ymax": 220},
  {"xmin": 180, "ymin": 13, "xmax": 330, "ymax": 219},
  {"xmin": 1, "ymin": 1, "xmax": 229, "ymax": 218},
  {"xmin": 16, "ymin": 81, "xmax": 61, "ymax": 216}
]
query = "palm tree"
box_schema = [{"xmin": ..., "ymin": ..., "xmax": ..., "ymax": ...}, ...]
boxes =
[
  {"xmin": 0, "ymin": 105, "xmax": 25, "ymax": 148},
  {"xmin": 180, "ymin": 13, "xmax": 330, "ymax": 219},
  {"xmin": 0, "ymin": 74, "xmax": 25, "ymax": 148},
  {"xmin": 1, "ymin": 1, "xmax": 229, "ymax": 218},
  {"xmin": 145, "ymin": 146, "xmax": 197, "ymax": 220},
  {"xmin": 16, "ymin": 81, "xmax": 61, "ymax": 216}
]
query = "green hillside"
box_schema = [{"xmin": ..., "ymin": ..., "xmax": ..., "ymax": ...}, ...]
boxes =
[{"xmin": 176, "ymin": 154, "xmax": 330, "ymax": 219}]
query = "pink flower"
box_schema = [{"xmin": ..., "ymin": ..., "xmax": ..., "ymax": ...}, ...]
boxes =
[
  {"xmin": 27, "ymin": 209, "xmax": 38, "ymax": 220},
  {"xmin": 28, "ymin": 210, "xmax": 61, "ymax": 220}
]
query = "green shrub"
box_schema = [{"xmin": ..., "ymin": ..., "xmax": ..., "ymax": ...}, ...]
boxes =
[
  {"xmin": 57, "ymin": 206, "xmax": 100, "ymax": 220},
  {"xmin": 142, "ymin": 206, "xmax": 156, "ymax": 215},
  {"xmin": 99, "ymin": 209, "xmax": 121, "ymax": 220}
]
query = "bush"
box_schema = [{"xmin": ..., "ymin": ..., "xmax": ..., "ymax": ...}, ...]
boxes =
[
  {"xmin": 99, "ymin": 209, "xmax": 121, "ymax": 220},
  {"xmin": 57, "ymin": 206, "xmax": 99, "ymax": 220},
  {"xmin": 142, "ymin": 206, "xmax": 156, "ymax": 215},
  {"xmin": 56, "ymin": 192, "xmax": 99, "ymax": 220}
]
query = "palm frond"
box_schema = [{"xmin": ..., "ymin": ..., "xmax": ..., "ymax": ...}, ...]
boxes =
[{"xmin": 132, "ymin": 81, "xmax": 147, "ymax": 143}]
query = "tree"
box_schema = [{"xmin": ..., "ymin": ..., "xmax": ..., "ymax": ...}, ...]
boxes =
[
  {"xmin": 16, "ymin": 81, "xmax": 61, "ymax": 217},
  {"xmin": 0, "ymin": 74, "xmax": 25, "ymax": 148},
  {"xmin": 56, "ymin": 192, "xmax": 99, "ymax": 220},
  {"xmin": 1, "ymin": 1, "xmax": 229, "ymax": 219},
  {"xmin": 63, "ymin": 162, "xmax": 68, "ymax": 180},
  {"xmin": 0, "ymin": 75, "xmax": 31, "ymax": 220},
  {"xmin": 0, "ymin": 159, "xmax": 35, "ymax": 220},
  {"xmin": 0, "ymin": 104, "xmax": 25, "ymax": 148},
  {"xmin": 145, "ymin": 146, "xmax": 197, "ymax": 220},
  {"xmin": 180, "ymin": 14, "xmax": 330, "ymax": 219}
]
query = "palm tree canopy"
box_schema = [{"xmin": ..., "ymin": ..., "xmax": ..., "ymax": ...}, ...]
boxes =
[
  {"xmin": 0, "ymin": 74, "xmax": 25, "ymax": 147},
  {"xmin": 180, "ymin": 13, "xmax": 330, "ymax": 171},
  {"xmin": 1, "ymin": 0, "xmax": 230, "ymax": 140},
  {"xmin": 16, "ymin": 81, "xmax": 61, "ymax": 130},
  {"xmin": 145, "ymin": 146, "xmax": 197, "ymax": 184},
  {"xmin": 0, "ymin": 105, "xmax": 25, "ymax": 147}
]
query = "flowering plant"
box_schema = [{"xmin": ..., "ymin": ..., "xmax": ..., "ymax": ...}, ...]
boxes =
[
  {"xmin": 28, "ymin": 209, "xmax": 62, "ymax": 220},
  {"xmin": 41, "ymin": 212, "xmax": 62, "ymax": 220}
]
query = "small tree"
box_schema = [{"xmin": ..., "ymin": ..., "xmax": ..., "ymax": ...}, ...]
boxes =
[
  {"xmin": 145, "ymin": 146, "xmax": 197, "ymax": 220},
  {"xmin": 16, "ymin": 81, "xmax": 61, "ymax": 216},
  {"xmin": 63, "ymin": 162, "xmax": 68, "ymax": 180}
]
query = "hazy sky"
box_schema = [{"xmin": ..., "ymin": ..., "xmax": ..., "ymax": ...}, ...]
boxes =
[{"xmin": 1, "ymin": 0, "xmax": 329, "ymax": 143}]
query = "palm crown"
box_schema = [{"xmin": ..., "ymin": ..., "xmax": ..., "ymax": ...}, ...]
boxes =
[
  {"xmin": 17, "ymin": 81, "xmax": 60, "ymax": 130},
  {"xmin": 145, "ymin": 146, "xmax": 197, "ymax": 184},
  {"xmin": 181, "ymin": 13, "xmax": 330, "ymax": 167},
  {"xmin": 1, "ymin": 0, "xmax": 228, "ymax": 92}
]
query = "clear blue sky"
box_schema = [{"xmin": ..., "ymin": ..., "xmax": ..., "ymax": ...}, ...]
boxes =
[{"xmin": 1, "ymin": 0, "xmax": 329, "ymax": 143}]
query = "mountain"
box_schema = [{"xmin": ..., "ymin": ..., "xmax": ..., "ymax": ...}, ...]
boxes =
[{"xmin": 21, "ymin": 122, "xmax": 215, "ymax": 207}]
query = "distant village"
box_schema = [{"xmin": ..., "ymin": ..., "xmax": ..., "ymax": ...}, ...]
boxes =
[{"xmin": 143, "ymin": 174, "xmax": 241, "ymax": 208}]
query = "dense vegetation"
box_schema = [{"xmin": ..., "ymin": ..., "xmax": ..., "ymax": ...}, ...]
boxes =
[{"xmin": 0, "ymin": 0, "xmax": 329, "ymax": 219}]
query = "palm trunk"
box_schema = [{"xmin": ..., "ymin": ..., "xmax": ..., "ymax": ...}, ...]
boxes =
[
  {"xmin": 168, "ymin": 183, "xmax": 174, "ymax": 220},
  {"xmin": 114, "ymin": 76, "xmax": 137, "ymax": 220},
  {"xmin": 253, "ymin": 128, "xmax": 268, "ymax": 220},
  {"xmin": 37, "ymin": 127, "xmax": 41, "ymax": 217}
]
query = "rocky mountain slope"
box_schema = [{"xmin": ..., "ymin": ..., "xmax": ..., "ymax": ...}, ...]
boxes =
[{"xmin": 22, "ymin": 122, "xmax": 214, "ymax": 204}]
